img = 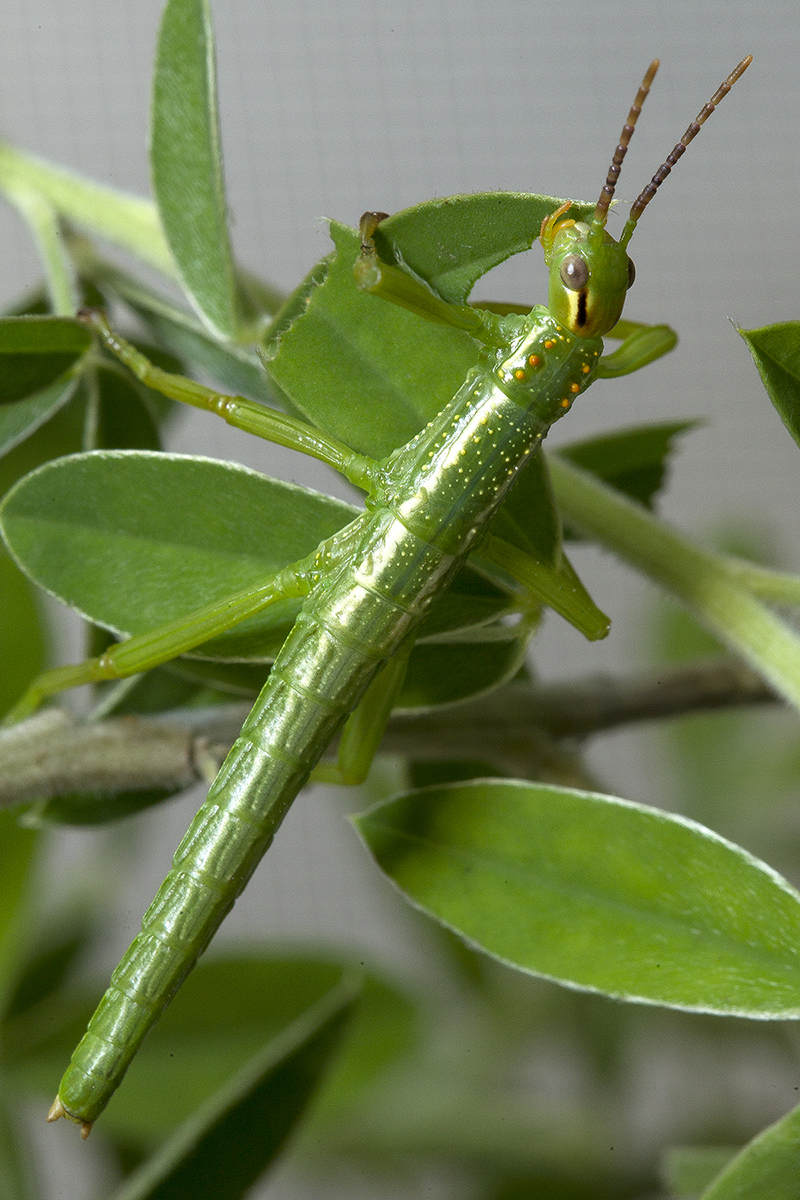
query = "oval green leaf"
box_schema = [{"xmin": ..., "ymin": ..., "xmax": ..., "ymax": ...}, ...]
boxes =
[
  {"xmin": 0, "ymin": 452, "xmax": 514, "ymax": 664},
  {"xmin": 151, "ymin": 0, "xmax": 238, "ymax": 338},
  {"xmin": 354, "ymin": 780, "xmax": 800, "ymax": 1017},
  {"xmin": 0, "ymin": 316, "xmax": 89, "ymax": 403},
  {"xmin": 400, "ymin": 623, "xmax": 531, "ymax": 710}
]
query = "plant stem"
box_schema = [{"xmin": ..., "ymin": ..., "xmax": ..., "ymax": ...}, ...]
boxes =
[
  {"xmin": 550, "ymin": 455, "xmax": 800, "ymax": 714},
  {"xmin": 0, "ymin": 141, "xmax": 175, "ymax": 280},
  {"xmin": 0, "ymin": 662, "xmax": 777, "ymax": 809}
]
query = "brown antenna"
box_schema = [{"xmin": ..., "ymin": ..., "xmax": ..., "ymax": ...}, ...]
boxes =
[
  {"xmin": 592, "ymin": 59, "xmax": 660, "ymax": 233},
  {"xmin": 619, "ymin": 55, "xmax": 752, "ymax": 248}
]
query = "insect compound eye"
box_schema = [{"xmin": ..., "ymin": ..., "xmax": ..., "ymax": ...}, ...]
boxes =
[
  {"xmin": 559, "ymin": 255, "xmax": 590, "ymax": 291},
  {"xmin": 627, "ymin": 257, "xmax": 636, "ymax": 289}
]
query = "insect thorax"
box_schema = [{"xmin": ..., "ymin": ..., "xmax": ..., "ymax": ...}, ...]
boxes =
[{"xmin": 492, "ymin": 306, "xmax": 602, "ymax": 427}]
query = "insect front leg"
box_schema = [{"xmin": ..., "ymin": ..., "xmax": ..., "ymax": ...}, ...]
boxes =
[
  {"xmin": 597, "ymin": 319, "xmax": 677, "ymax": 377},
  {"xmin": 354, "ymin": 213, "xmax": 507, "ymax": 348},
  {"xmin": 80, "ymin": 311, "xmax": 377, "ymax": 492}
]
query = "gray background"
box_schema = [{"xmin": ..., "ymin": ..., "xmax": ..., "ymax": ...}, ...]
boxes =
[{"xmin": 1, "ymin": 1, "xmax": 799, "ymax": 1196}]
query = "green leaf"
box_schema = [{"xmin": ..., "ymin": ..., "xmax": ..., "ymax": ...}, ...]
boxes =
[
  {"xmin": 265, "ymin": 224, "xmax": 478, "ymax": 457},
  {"xmin": 106, "ymin": 661, "xmax": 233, "ymax": 713},
  {"xmin": 400, "ymin": 623, "xmax": 531, "ymax": 710},
  {"xmin": 700, "ymin": 1102, "xmax": 800, "ymax": 1199},
  {"xmin": 0, "ymin": 451, "xmax": 357, "ymax": 660},
  {"xmin": 486, "ymin": 449, "xmax": 561, "ymax": 565},
  {"xmin": 354, "ymin": 780, "xmax": 800, "ymax": 1017},
  {"xmin": 151, "ymin": 0, "xmax": 238, "ymax": 339},
  {"xmin": 558, "ymin": 420, "xmax": 699, "ymax": 510},
  {"xmin": 107, "ymin": 973, "xmax": 360, "ymax": 1200},
  {"xmin": 0, "ymin": 142, "xmax": 175, "ymax": 280},
  {"xmin": 0, "ymin": 550, "xmax": 45, "ymax": 719},
  {"xmin": 0, "ymin": 384, "xmax": 86, "ymax": 511},
  {"xmin": 305, "ymin": 973, "xmax": 420, "ymax": 1128},
  {"xmin": 0, "ymin": 376, "xmax": 77, "ymax": 458},
  {"xmin": 371, "ymin": 192, "xmax": 595, "ymax": 304},
  {"xmin": 1, "ymin": 450, "xmax": 518, "ymax": 684},
  {"xmin": 413, "ymin": 565, "xmax": 512, "ymax": 641},
  {"xmin": 84, "ymin": 365, "xmax": 161, "ymax": 452},
  {"xmin": 150, "ymin": 657, "xmax": 272, "ymax": 699},
  {"xmin": 0, "ymin": 316, "xmax": 90, "ymax": 402},
  {"xmin": 740, "ymin": 322, "xmax": 800, "ymax": 448},
  {"xmin": 24, "ymin": 787, "xmax": 182, "ymax": 828}
]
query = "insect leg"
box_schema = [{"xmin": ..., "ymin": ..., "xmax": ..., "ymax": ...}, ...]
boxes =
[
  {"xmin": 5, "ymin": 556, "xmax": 320, "ymax": 724},
  {"xmin": 476, "ymin": 535, "xmax": 610, "ymax": 642},
  {"xmin": 79, "ymin": 311, "xmax": 376, "ymax": 492},
  {"xmin": 311, "ymin": 645, "xmax": 411, "ymax": 785},
  {"xmin": 598, "ymin": 320, "xmax": 677, "ymax": 378},
  {"xmin": 354, "ymin": 213, "xmax": 507, "ymax": 349}
]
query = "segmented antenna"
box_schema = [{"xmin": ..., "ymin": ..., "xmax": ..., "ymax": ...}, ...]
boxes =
[
  {"xmin": 618, "ymin": 55, "xmax": 752, "ymax": 249},
  {"xmin": 592, "ymin": 59, "xmax": 660, "ymax": 234}
]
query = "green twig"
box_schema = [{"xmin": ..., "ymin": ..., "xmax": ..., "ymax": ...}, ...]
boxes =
[
  {"xmin": 550, "ymin": 455, "xmax": 800, "ymax": 714},
  {"xmin": 0, "ymin": 141, "xmax": 175, "ymax": 280}
]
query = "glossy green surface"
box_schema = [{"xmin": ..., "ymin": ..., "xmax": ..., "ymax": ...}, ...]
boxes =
[{"xmin": 54, "ymin": 301, "xmax": 605, "ymax": 1125}]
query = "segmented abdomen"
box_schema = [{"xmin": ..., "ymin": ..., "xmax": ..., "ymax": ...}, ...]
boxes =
[{"xmin": 55, "ymin": 500, "xmax": 463, "ymax": 1122}]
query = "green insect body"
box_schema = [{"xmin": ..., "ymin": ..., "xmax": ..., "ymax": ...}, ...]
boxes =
[{"xmin": 35, "ymin": 55, "xmax": 750, "ymax": 1135}]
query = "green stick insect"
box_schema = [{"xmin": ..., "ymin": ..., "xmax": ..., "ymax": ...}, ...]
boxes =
[{"xmin": 5, "ymin": 55, "xmax": 750, "ymax": 1136}]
